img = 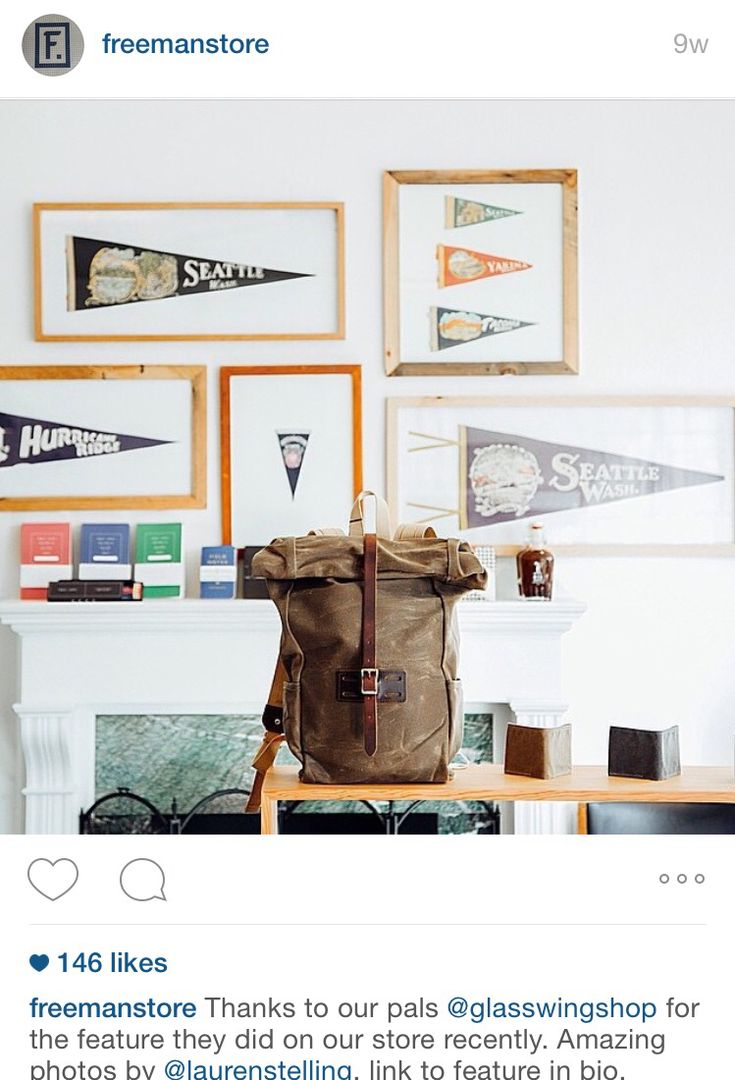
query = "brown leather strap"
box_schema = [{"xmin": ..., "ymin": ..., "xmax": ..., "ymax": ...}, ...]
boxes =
[
  {"xmin": 262, "ymin": 657, "xmax": 287, "ymax": 734},
  {"xmin": 245, "ymin": 730, "xmax": 286, "ymax": 813},
  {"xmin": 247, "ymin": 654, "xmax": 289, "ymax": 811},
  {"xmin": 361, "ymin": 532, "xmax": 378, "ymax": 756}
]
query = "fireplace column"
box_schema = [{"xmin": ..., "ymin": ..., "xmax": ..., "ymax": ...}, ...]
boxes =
[{"xmin": 17, "ymin": 707, "xmax": 80, "ymax": 834}]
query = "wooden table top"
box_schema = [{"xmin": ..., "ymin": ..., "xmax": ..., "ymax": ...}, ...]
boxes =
[{"xmin": 262, "ymin": 763, "xmax": 735, "ymax": 803}]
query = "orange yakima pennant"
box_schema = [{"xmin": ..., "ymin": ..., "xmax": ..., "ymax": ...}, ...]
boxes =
[{"xmin": 437, "ymin": 244, "xmax": 532, "ymax": 287}]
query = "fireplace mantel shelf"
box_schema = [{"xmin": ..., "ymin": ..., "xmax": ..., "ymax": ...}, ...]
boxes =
[
  {"xmin": 0, "ymin": 597, "xmax": 586, "ymax": 835},
  {"xmin": 0, "ymin": 598, "xmax": 586, "ymax": 636}
]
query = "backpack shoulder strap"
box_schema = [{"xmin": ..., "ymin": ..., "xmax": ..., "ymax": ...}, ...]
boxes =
[
  {"xmin": 245, "ymin": 655, "xmax": 288, "ymax": 813},
  {"xmin": 261, "ymin": 655, "xmax": 287, "ymax": 735},
  {"xmin": 245, "ymin": 730, "xmax": 285, "ymax": 814}
]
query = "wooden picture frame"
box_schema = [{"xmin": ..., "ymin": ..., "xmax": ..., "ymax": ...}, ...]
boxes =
[
  {"xmin": 0, "ymin": 365, "xmax": 206, "ymax": 510},
  {"xmin": 384, "ymin": 169, "xmax": 578, "ymax": 376},
  {"xmin": 34, "ymin": 201, "xmax": 345, "ymax": 342},
  {"xmin": 387, "ymin": 396, "xmax": 735, "ymax": 555},
  {"xmin": 221, "ymin": 364, "xmax": 362, "ymax": 546}
]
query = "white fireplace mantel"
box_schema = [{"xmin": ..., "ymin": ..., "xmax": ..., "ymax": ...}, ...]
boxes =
[{"xmin": 0, "ymin": 598, "xmax": 585, "ymax": 834}]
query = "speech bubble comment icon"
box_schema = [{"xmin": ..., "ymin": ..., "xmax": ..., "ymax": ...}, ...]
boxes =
[
  {"xmin": 28, "ymin": 858, "xmax": 79, "ymax": 901},
  {"xmin": 120, "ymin": 859, "xmax": 167, "ymax": 902}
]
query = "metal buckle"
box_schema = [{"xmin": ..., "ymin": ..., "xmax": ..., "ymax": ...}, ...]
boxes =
[{"xmin": 360, "ymin": 667, "xmax": 379, "ymax": 695}]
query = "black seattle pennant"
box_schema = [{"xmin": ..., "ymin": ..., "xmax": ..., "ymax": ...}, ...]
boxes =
[
  {"xmin": 458, "ymin": 426, "xmax": 724, "ymax": 528},
  {"xmin": 66, "ymin": 236, "xmax": 312, "ymax": 310},
  {"xmin": 276, "ymin": 431, "xmax": 311, "ymax": 498},
  {"xmin": 0, "ymin": 410, "xmax": 171, "ymax": 468}
]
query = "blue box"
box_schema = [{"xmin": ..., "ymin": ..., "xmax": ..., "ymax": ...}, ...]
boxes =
[
  {"xmin": 200, "ymin": 545, "xmax": 237, "ymax": 599},
  {"xmin": 79, "ymin": 524, "xmax": 132, "ymax": 580}
]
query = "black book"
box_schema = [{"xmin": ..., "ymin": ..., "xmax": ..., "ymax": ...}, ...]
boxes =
[{"xmin": 47, "ymin": 579, "xmax": 143, "ymax": 602}]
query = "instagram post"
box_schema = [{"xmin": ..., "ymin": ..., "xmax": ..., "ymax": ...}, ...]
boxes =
[
  {"xmin": 0, "ymin": 97, "xmax": 734, "ymax": 839},
  {"xmin": 0, "ymin": 4, "xmax": 733, "ymax": 1078}
]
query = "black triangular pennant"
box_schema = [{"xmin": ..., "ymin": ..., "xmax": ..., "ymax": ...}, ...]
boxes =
[
  {"xmin": 276, "ymin": 431, "xmax": 311, "ymax": 498},
  {"xmin": 430, "ymin": 306, "xmax": 535, "ymax": 350},
  {"xmin": 67, "ymin": 236, "xmax": 312, "ymax": 310}
]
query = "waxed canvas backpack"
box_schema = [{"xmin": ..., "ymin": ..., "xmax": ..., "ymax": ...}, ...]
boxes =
[{"xmin": 246, "ymin": 492, "xmax": 486, "ymax": 810}]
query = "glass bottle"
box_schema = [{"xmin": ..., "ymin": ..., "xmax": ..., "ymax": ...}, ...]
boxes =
[{"xmin": 516, "ymin": 522, "xmax": 554, "ymax": 601}]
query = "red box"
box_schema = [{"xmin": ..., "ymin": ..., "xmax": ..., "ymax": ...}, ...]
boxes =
[{"xmin": 20, "ymin": 523, "xmax": 72, "ymax": 600}]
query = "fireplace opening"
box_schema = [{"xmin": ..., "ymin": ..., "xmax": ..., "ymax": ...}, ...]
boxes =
[{"xmin": 88, "ymin": 711, "xmax": 497, "ymax": 835}]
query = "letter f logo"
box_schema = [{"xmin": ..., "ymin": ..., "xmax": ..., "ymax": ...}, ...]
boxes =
[
  {"xmin": 42, "ymin": 27, "xmax": 63, "ymax": 60},
  {"xmin": 34, "ymin": 21, "xmax": 70, "ymax": 67},
  {"xmin": 24, "ymin": 16, "xmax": 83, "ymax": 74}
]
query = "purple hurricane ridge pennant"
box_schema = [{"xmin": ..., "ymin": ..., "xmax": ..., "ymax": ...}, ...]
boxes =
[
  {"xmin": 458, "ymin": 426, "xmax": 724, "ymax": 528},
  {"xmin": 66, "ymin": 235, "xmax": 312, "ymax": 310},
  {"xmin": 276, "ymin": 431, "xmax": 311, "ymax": 498},
  {"xmin": 0, "ymin": 410, "xmax": 171, "ymax": 469}
]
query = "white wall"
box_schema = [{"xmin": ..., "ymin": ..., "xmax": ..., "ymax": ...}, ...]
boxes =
[{"xmin": 1, "ymin": 98, "xmax": 734, "ymax": 832}]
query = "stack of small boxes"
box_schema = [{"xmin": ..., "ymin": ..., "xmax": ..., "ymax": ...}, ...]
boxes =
[{"xmin": 20, "ymin": 522, "xmax": 186, "ymax": 600}]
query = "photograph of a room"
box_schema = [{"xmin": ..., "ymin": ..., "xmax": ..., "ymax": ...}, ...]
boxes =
[{"xmin": 1, "ymin": 98, "xmax": 733, "ymax": 837}]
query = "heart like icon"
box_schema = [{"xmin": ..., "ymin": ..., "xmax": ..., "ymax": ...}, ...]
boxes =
[
  {"xmin": 29, "ymin": 954, "xmax": 49, "ymax": 972},
  {"xmin": 27, "ymin": 858, "xmax": 79, "ymax": 901}
]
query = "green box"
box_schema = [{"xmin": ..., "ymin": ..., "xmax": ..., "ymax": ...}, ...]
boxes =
[
  {"xmin": 134, "ymin": 524, "xmax": 184, "ymax": 598},
  {"xmin": 135, "ymin": 523, "xmax": 182, "ymax": 562}
]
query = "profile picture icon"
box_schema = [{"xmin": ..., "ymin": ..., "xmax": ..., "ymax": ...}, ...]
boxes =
[{"xmin": 22, "ymin": 13, "xmax": 84, "ymax": 75}]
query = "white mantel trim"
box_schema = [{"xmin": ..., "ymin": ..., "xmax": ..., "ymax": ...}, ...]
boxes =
[
  {"xmin": 14, "ymin": 701, "xmax": 267, "ymax": 718},
  {"xmin": 0, "ymin": 597, "xmax": 586, "ymax": 636},
  {"xmin": 0, "ymin": 598, "xmax": 279, "ymax": 634}
]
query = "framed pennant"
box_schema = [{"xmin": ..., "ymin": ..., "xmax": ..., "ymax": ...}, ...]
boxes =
[
  {"xmin": 0, "ymin": 365, "xmax": 206, "ymax": 509},
  {"xmin": 384, "ymin": 170, "xmax": 578, "ymax": 376},
  {"xmin": 387, "ymin": 396, "xmax": 735, "ymax": 554},
  {"xmin": 220, "ymin": 365, "xmax": 362, "ymax": 546},
  {"xmin": 34, "ymin": 202, "xmax": 345, "ymax": 341}
]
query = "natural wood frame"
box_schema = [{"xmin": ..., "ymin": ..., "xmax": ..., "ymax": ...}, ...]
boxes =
[
  {"xmin": 0, "ymin": 365, "xmax": 206, "ymax": 510},
  {"xmin": 34, "ymin": 201, "xmax": 346, "ymax": 342},
  {"xmin": 220, "ymin": 364, "xmax": 363, "ymax": 545},
  {"xmin": 383, "ymin": 169, "xmax": 578, "ymax": 376},
  {"xmin": 386, "ymin": 395, "xmax": 735, "ymax": 556}
]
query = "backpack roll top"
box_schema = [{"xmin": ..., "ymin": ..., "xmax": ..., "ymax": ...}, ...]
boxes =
[{"xmin": 251, "ymin": 534, "xmax": 486, "ymax": 590}]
